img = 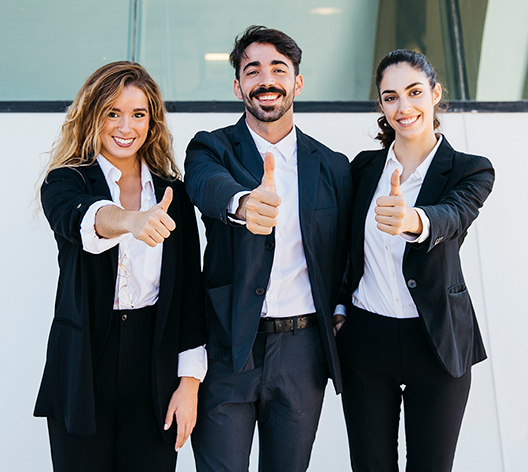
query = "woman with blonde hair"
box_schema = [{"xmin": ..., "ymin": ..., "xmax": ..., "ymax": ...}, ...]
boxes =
[{"xmin": 34, "ymin": 61, "xmax": 206, "ymax": 472}]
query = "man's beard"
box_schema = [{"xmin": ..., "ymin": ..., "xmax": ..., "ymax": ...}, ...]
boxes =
[{"xmin": 242, "ymin": 86, "xmax": 294, "ymax": 123}]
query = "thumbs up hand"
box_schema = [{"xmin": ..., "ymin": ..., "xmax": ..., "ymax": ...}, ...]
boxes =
[
  {"xmin": 262, "ymin": 152, "xmax": 277, "ymax": 193},
  {"xmin": 128, "ymin": 186, "xmax": 176, "ymax": 246},
  {"xmin": 375, "ymin": 169, "xmax": 422, "ymax": 236},
  {"xmin": 237, "ymin": 152, "xmax": 281, "ymax": 235}
]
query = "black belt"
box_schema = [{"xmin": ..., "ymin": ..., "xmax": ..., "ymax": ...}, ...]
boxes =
[{"xmin": 258, "ymin": 313, "xmax": 317, "ymax": 333}]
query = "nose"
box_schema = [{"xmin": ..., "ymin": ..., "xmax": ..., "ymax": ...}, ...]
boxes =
[
  {"xmin": 118, "ymin": 116, "xmax": 131, "ymax": 133},
  {"xmin": 259, "ymin": 70, "xmax": 276, "ymax": 87},
  {"xmin": 398, "ymin": 96, "xmax": 412, "ymax": 114}
]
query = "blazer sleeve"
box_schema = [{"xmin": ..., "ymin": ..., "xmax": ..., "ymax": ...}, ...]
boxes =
[
  {"xmin": 185, "ymin": 131, "xmax": 252, "ymax": 224},
  {"xmin": 418, "ymin": 155, "xmax": 495, "ymax": 252},
  {"xmin": 41, "ymin": 167, "xmax": 108, "ymax": 245},
  {"xmin": 176, "ymin": 183, "xmax": 207, "ymax": 352}
]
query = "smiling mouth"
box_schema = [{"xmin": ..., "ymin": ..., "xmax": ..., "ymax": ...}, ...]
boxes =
[
  {"xmin": 113, "ymin": 136, "xmax": 135, "ymax": 146},
  {"xmin": 255, "ymin": 93, "xmax": 281, "ymax": 102},
  {"xmin": 397, "ymin": 115, "xmax": 420, "ymax": 126}
]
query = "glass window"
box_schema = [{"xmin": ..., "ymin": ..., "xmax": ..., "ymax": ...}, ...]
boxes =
[
  {"xmin": 1, "ymin": 0, "xmax": 527, "ymax": 102},
  {"xmin": 0, "ymin": 0, "xmax": 131, "ymax": 100}
]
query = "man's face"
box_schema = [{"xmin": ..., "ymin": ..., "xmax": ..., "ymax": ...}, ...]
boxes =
[{"xmin": 234, "ymin": 42, "xmax": 303, "ymax": 124}]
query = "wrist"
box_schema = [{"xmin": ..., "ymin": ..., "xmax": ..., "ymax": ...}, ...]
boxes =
[
  {"xmin": 234, "ymin": 194, "xmax": 250, "ymax": 221},
  {"xmin": 405, "ymin": 208, "xmax": 423, "ymax": 235}
]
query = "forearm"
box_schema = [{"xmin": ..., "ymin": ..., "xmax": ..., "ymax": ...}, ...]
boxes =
[{"xmin": 94, "ymin": 204, "xmax": 137, "ymax": 238}]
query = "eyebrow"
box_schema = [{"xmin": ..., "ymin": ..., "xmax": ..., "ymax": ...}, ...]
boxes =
[
  {"xmin": 110, "ymin": 107, "xmax": 148, "ymax": 112},
  {"xmin": 381, "ymin": 81, "xmax": 424, "ymax": 95},
  {"xmin": 242, "ymin": 59, "xmax": 290, "ymax": 73}
]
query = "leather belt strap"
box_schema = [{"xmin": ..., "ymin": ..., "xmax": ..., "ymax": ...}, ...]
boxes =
[{"xmin": 258, "ymin": 313, "xmax": 317, "ymax": 333}]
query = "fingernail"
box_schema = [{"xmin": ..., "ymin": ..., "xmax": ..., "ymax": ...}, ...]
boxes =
[
  {"xmin": 164, "ymin": 424, "xmax": 169, "ymax": 430},
  {"xmin": 176, "ymin": 447, "xmax": 181, "ymax": 452}
]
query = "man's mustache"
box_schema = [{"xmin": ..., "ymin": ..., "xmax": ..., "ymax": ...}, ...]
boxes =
[{"xmin": 249, "ymin": 87, "xmax": 286, "ymax": 99}]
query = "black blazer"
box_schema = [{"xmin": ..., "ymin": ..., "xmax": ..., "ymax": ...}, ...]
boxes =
[
  {"xmin": 344, "ymin": 137, "xmax": 494, "ymax": 378},
  {"xmin": 185, "ymin": 116, "xmax": 352, "ymax": 392},
  {"xmin": 34, "ymin": 163, "xmax": 206, "ymax": 437}
]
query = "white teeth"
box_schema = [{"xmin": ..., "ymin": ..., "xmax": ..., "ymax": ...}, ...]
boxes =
[
  {"xmin": 114, "ymin": 137, "xmax": 134, "ymax": 145},
  {"xmin": 258, "ymin": 94, "xmax": 279, "ymax": 101},
  {"xmin": 398, "ymin": 116, "xmax": 418, "ymax": 125}
]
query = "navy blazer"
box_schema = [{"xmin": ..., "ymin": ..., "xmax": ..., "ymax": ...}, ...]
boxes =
[
  {"xmin": 344, "ymin": 137, "xmax": 495, "ymax": 378},
  {"xmin": 34, "ymin": 163, "xmax": 206, "ymax": 438},
  {"xmin": 185, "ymin": 116, "xmax": 352, "ymax": 392}
]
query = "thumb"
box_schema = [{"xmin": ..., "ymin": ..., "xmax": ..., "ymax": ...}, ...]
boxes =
[
  {"xmin": 390, "ymin": 169, "xmax": 402, "ymax": 196},
  {"xmin": 262, "ymin": 152, "xmax": 276, "ymax": 193},
  {"xmin": 159, "ymin": 187, "xmax": 173, "ymax": 212}
]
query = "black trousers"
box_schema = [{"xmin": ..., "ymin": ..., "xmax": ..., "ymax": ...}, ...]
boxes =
[
  {"xmin": 47, "ymin": 306, "xmax": 177, "ymax": 472},
  {"xmin": 191, "ymin": 325, "xmax": 328, "ymax": 472},
  {"xmin": 336, "ymin": 306, "xmax": 471, "ymax": 472}
]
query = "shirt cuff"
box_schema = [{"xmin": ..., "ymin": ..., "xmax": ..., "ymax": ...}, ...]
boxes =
[
  {"xmin": 177, "ymin": 344, "xmax": 208, "ymax": 382},
  {"xmin": 333, "ymin": 304, "xmax": 347, "ymax": 317},
  {"xmin": 227, "ymin": 191, "xmax": 251, "ymax": 225},
  {"xmin": 80, "ymin": 200, "xmax": 128, "ymax": 254},
  {"xmin": 401, "ymin": 208, "xmax": 430, "ymax": 244}
]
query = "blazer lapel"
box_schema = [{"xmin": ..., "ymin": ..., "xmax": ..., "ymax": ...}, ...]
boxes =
[
  {"xmin": 85, "ymin": 162, "xmax": 118, "ymax": 282},
  {"xmin": 232, "ymin": 116, "xmax": 265, "ymax": 185},
  {"xmin": 404, "ymin": 136, "xmax": 453, "ymax": 258},
  {"xmin": 414, "ymin": 137, "xmax": 453, "ymax": 207},
  {"xmin": 152, "ymin": 175, "xmax": 176, "ymax": 331},
  {"xmin": 352, "ymin": 150, "xmax": 387, "ymax": 261},
  {"xmin": 297, "ymin": 128, "xmax": 321, "ymax": 246}
]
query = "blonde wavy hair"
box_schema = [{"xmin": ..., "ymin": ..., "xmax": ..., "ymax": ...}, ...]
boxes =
[{"xmin": 43, "ymin": 61, "xmax": 179, "ymax": 180}]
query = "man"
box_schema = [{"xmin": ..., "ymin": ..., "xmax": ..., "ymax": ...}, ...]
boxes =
[{"xmin": 185, "ymin": 25, "xmax": 352, "ymax": 472}]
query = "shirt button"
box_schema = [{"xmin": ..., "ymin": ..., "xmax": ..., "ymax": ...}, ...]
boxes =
[
  {"xmin": 407, "ymin": 279, "xmax": 417, "ymax": 289},
  {"xmin": 266, "ymin": 242, "xmax": 275, "ymax": 251},
  {"xmin": 76, "ymin": 203, "xmax": 82, "ymax": 209},
  {"xmin": 121, "ymin": 314, "xmax": 127, "ymax": 321},
  {"xmin": 256, "ymin": 287, "xmax": 265, "ymax": 296}
]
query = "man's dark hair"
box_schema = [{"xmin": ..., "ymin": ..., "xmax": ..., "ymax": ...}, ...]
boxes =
[{"xmin": 229, "ymin": 25, "xmax": 302, "ymax": 79}]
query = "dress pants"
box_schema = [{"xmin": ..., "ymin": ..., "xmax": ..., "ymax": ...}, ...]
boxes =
[
  {"xmin": 191, "ymin": 325, "xmax": 328, "ymax": 472},
  {"xmin": 336, "ymin": 306, "xmax": 471, "ymax": 472},
  {"xmin": 47, "ymin": 306, "xmax": 177, "ymax": 472}
]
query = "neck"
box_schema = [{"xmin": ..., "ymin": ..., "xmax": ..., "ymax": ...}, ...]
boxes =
[
  {"xmin": 245, "ymin": 110, "xmax": 294, "ymax": 144},
  {"xmin": 103, "ymin": 154, "xmax": 141, "ymax": 177},
  {"xmin": 393, "ymin": 132, "xmax": 438, "ymax": 168}
]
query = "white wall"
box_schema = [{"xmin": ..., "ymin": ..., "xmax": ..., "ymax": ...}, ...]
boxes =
[{"xmin": 0, "ymin": 111, "xmax": 526, "ymax": 471}]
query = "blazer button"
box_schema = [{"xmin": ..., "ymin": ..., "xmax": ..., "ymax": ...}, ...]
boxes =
[
  {"xmin": 407, "ymin": 279, "xmax": 417, "ymax": 289},
  {"xmin": 255, "ymin": 287, "xmax": 265, "ymax": 296},
  {"xmin": 266, "ymin": 242, "xmax": 275, "ymax": 251},
  {"xmin": 121, "ymin": 314, "xmax": 128, "ymax": 321}
]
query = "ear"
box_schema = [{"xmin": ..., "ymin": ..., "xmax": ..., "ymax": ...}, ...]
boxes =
[
  {"xmin": 294, "ymin": 74, "xmax": 304, "ymax": 97},
  {"xmin": 433, "ymin": 83, "xmax": 442, "ymax": 106},
  {"xmin": 233, "ymin": 79, "xmax": 243, "ymax": 100}
]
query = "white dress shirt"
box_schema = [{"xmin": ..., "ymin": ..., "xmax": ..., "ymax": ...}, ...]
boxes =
[
  {"xmin": 229, "ymin": 123, "xmax": 316, "ymax": 318},
  {"xmin": 352, "ymin": 137, "xmax": 442, "ymax": 319},
  {"xmin": 80, "ymin": 155, "xmax": 207, "ymax": 380}
]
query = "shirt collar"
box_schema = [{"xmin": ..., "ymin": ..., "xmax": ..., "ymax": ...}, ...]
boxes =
[
  {"xmin": 245, "ymin": 120, "xmax": 297, "ymax": 162},
  {"xmin": 385, "ymin": 135, "xmax": 443, "ymax": 181},
  {"xmin": 96, "ymin": 154, "xmax": 154, "ymax": 195}
]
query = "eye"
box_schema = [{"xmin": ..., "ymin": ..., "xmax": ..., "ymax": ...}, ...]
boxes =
[
  {"xmin": 274, "ymin": 68, "xmax": 286, "ymax": 74},
  {"xmin": 410, "ymin": 88, "xmax": 422, "ymax": 96},
  {"xmin": 108, "ymin": 111, "xmax": 118, "ymax": 118},
  {"xmin": 133, "ymin": 112, "xmax": 146, "ymax": 118},
  {"xmin": 246, "ymin": 70, "xmax": 258, "ymax": 76},
  {"xmin": 383, "ymin": 95, "xmax": 396, "ymax": 102}
]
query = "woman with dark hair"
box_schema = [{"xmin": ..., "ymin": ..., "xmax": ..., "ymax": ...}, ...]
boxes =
[
  {"xmin": 335, "ymin": 50, "xmax": 494, "ymax": 471},
  {"xmin": 34, "ymin": 61, "xmax": 206, "ymax": 472}
]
